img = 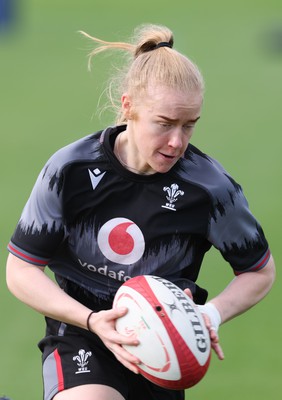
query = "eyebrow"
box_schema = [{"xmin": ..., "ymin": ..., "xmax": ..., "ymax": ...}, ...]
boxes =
[{"xmin": 157, "ymin": 115, "xmax": 201, "ymax": 123}]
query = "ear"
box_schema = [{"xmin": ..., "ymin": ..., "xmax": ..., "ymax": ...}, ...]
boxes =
[{"xmin": 121, "ymin": 93, "xmax": 133, "ymax": 120}]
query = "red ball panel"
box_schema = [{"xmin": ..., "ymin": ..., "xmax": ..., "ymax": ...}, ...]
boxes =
[{"xmin": 115, "ymin": 275, "xmax": 211, "ymax": 390}]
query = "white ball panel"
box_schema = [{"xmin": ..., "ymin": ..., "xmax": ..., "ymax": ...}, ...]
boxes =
[{"xmin": 114, "ymin": 286, "xmax": 181, "ymax": 380}]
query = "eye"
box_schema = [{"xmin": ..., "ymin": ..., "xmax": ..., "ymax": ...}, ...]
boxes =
[
  {"xmin": 159, "ymin": 122, "xmax": 171, "ymax": 128},
  {"xmin": 184, "ymin": 117, "xmax": 200, "ymax": 130},
  {"xmin": 184, "ymin": 123, "xmax": 195, "ymax": 129}
]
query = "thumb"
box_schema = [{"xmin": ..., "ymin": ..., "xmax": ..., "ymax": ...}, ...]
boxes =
[
  {"xmin": 111, "ymin": 306, "xmax": 128, "ymax": 319},
  {"xmin": 184, "ymin": 288, "xmax": 193, "ymax": 300}
]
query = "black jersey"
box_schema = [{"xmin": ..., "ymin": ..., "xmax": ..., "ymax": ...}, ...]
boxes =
[{"xmin": 8, "ymin": 125, "xmax": 270, "ymax": 304}]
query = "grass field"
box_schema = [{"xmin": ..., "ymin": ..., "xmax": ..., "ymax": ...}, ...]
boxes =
[{"xmin": 0, "ymin": 0, "xmax": 281, "ymax": 398}]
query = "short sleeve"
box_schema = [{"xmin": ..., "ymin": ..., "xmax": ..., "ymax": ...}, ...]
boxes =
[
  {"xmin": 208, "ymin": 184, "xmax": 269, "ymax": 274},
  {"xmin": 8, "ymin": 155, "xmax": 65, "ymax": 265}
]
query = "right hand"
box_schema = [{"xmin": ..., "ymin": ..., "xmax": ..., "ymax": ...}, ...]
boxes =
[{"xmin": 88, "ymin": 307, "xmax": 141, "ymax": 373}]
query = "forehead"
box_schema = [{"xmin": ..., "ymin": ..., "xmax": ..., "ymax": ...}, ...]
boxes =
[{"xmin": 141, "ymin": 85, "xmax": 203, "ymax": 115}]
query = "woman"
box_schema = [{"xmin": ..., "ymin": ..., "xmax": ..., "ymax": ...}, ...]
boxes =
[{"xmin": 6, "ymin": 24, "xmax": 275, "ymax": 400}]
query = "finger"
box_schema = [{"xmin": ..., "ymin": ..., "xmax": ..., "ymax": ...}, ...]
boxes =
[
  {"xmin": 209, "ymin": 326, "xmax": 218, "ymax": 340},
  {"xmin": 115, "ymin": 332, "xmax": 140, "ymax": 347},
  {"xmin": 104, "ymin": 330, "xmax": 140, "ymax": 356},
  {"xmin": 110, "ymin": 343, "xmax": 141, "ymax": 368},
  {"xmin": 199, "ymin": 313, "xmax": 224, "ymax": 361},
  {"xmin": 211, "ymin": 340, "xmax": 224, "ymax": 360},
  {"xmin": 201, "ymin": 313, "xmax": 212, "ymax": 329},
  {"xmin": 103, "ymin": 330, "xmax": 139, "ymax": 354},
  {"xmin": 208, "ymin": 327, "xmax": 224, "ymax": 360},
  {"xmin": 114, "ymin": 352, "xmax": 140, "ymax": 374},
  {"xmin": 114, "ymin": 344, "xmax": 140, "ymax": 363},
  {"xmin": 184, "ymin": 288, "xmax": 193, "ymax": 299},
  {"xmin": 107, "ymin": 306, "xmax": 128, "ymax": 320}
]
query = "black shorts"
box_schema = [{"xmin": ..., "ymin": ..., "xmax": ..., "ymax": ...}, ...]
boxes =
[{"xmin": 38, "ymin": 317, "xmax": 185, "ymax": 400}]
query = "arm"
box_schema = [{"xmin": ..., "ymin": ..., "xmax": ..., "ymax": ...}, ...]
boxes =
[
  {"xmin": 197, "ymin": 254, "xmax": 275, "ymax": 360},
  {"xmin": 210, "ymin": 254, "xmax": 275, "ymax": 324},
  {"xmin": 6, "ymin": 254, "xmax": 93, "ymax": 327},
  {"xmin": 6, "ymin": 253, "xmax": 140, "ymax": 373}
]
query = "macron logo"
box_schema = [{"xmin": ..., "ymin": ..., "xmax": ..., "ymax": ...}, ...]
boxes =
[{"xmin": 88, "ymin": 168, "xmax": 106, "ymax": 190}]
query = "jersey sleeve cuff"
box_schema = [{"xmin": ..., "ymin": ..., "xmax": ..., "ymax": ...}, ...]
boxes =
[
  {"xmin": 233, "ymin": 248, "xmax": 271, "ymax": 276},
  {"xmin": 7, "ymin": 241, "xmax": 49, "ymax": 266}
]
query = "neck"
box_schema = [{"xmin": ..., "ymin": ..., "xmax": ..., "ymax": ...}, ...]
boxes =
[{"xmin": 114, "ymin": 132, "xmax": 155, "ymax": 175}]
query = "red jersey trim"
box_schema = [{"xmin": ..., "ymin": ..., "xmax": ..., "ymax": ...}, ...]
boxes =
[
  {"xmin": 7, "ymin": 242, "xmax": 48, "ymax": 266},
  {"xmin": 234, "ymin": 248, "xmax": 271, "ymax": 276}
]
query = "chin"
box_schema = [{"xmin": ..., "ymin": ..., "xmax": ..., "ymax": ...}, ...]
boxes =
[
  {"xmin": 149, "ymin": 158, "xmax": 176, "ymax": 174},
  {"xmin": 155, "ymin": 166, "xmax": 173, "ymax": 174}
]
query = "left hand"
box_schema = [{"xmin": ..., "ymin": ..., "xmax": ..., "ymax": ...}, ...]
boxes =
[{"xmin": 184, "ymin": 288, "xmax": 224, "ymax": 360}]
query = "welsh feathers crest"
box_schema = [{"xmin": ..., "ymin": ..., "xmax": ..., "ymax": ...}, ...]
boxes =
[
  {"xmin": 73, "ymin": 349, "xmax": 92, "ymax": 374},
  {"xmin": 162, "ymin": 183, "xmax": 184, "ymax": 211}
]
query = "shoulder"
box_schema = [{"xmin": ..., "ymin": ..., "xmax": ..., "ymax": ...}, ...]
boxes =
[
  {"xmin": 44, "ymin": 130, "xmax": 104, "ymax": 176},
  {"xmin": 174, "ymin": 143, "xmax": 242, "ymax": 204},
  {"xmin": 25, "ymin": 130, "xmax": 106, "ymax": 199},
  {"xmin": 177, "ymin": 145, "xmax": 269, "ymax": 273}
]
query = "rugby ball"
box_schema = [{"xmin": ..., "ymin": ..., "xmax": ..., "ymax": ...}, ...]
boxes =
[{"xmin": 113, "ymin": 275, "xmax": 211, "ymax": 389}]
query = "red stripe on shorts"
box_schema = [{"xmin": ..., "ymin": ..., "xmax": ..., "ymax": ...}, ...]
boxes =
[{"xmin": 54, "ymin": 348, "xmax": 65, "ymax": 391}]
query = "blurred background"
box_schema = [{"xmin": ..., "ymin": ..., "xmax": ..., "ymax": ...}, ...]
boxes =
[{"xmin": 0, "ymin": 0, "xmax": 281, "ymax": 398}]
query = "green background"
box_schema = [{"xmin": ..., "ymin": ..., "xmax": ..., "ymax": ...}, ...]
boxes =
[{"xmin": 0, "ymin": 0, "xmax": 281, "ymax": 398}]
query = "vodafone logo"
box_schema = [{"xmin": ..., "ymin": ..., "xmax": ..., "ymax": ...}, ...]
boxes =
[{"xmin": 97, "ymin": 218, "xmax": 145, "ymax": 265}]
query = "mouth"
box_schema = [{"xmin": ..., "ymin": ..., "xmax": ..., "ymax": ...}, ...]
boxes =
[{"xmin": 159, "ymin": 152, "xmax": 178, "ymax": 161}]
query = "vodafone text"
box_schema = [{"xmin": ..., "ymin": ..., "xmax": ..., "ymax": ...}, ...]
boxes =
[
  {"xmin": 78, "ymin": 258, "xmax": 132, "ymax": 282},
  {"xmin": 154, "ymin": 277, "xmax": 209, "ymax": 353}
]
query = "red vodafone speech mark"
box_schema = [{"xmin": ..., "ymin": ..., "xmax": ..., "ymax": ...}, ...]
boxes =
[
  {"xmin": 108, "ymin": 222, "xmax": 134, "ymax": 255},
  {"xmin": 97, "ymin": 218, "xmax": 145, "ymax": 264}
]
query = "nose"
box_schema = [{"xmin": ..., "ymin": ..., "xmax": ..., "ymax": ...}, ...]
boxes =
[{"xmin": 168, "ymin": 129, "xmax": 183, "ymax": 149}]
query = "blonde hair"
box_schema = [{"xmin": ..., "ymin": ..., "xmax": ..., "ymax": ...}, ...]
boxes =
[{"xmin": 80, "ymin": 24, "xmax": 204, "ymax": 124}]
